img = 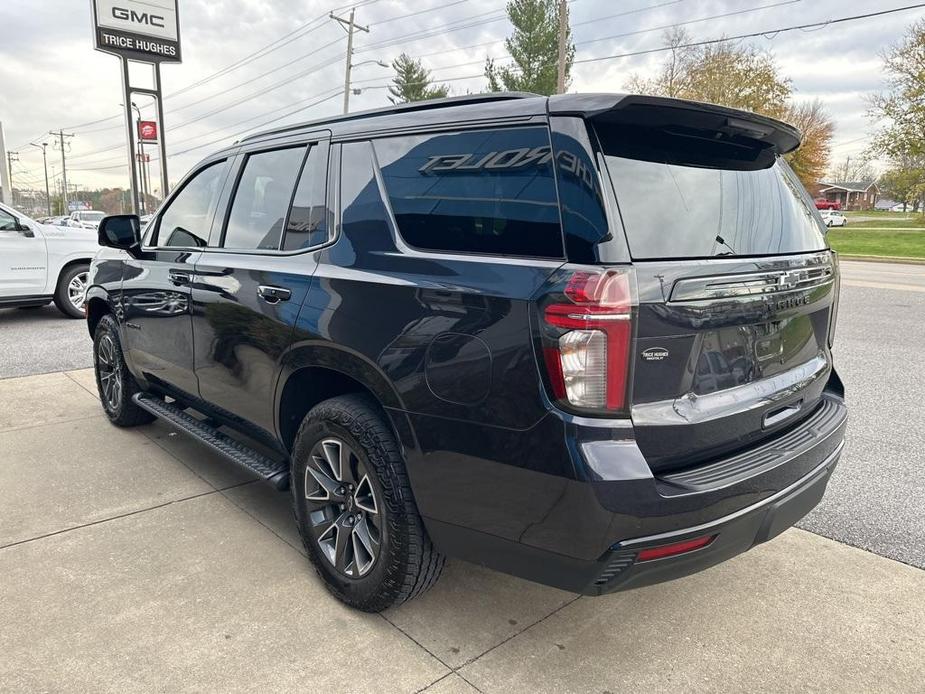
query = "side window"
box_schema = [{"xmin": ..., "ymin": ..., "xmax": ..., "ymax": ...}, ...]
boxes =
[
  {"xmin": 282, "ymin": 141, "xmax": 332, "ymax": 251},
  {"xmin": 157, "ymin": 160, "xmax": 227, "ymax": 248},
  {"xmin": 373, "ymin": 127, "xmax": 564, "ymax": 258},
  {"xmin": 223, "ymin": 146, "xmax": 306, "ymax": 250},
  {"xmin": 0, "ymin": 209, "xmax": 16, "ymax": 230}
]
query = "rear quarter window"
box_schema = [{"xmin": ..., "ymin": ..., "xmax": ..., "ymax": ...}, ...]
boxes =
[{"xmin": 372, "ymin": 127, "xmax": 564, "ymax": 258}]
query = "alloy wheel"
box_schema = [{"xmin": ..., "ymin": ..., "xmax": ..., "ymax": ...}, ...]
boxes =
[
  {"xmin": 68, "ymin": 271, "xmax": 88, "ymax": 311},
  {"xmin": 96, "ymin": 334, "xmax": 123, "ymax": 411},
  {"xmin": 304, "ymin": 437, "xmax": 381, "ymax": 578}
]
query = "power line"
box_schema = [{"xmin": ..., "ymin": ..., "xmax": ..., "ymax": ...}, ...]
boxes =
[
  {"xmin": 53, "ymin": 1, "xmax": 925, "ymax": 177},
  {"xmin": 171, "ymin": 90, "xmax": 345, "ymax": 157},
  {"xmin": 576, "ymin": 0, "xmax": 802, "ymax": 48},
  {"xmin": 574, "ymin": 2, "xmax": 925, "ymax": 65},
  {"xmin": 370, "ymin": 0, "xmax": 470, "ymax": 27}
]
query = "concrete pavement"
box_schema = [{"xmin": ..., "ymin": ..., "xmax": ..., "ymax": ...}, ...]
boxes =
[{"xmin": 1, "ymin": 369, "xmax": 924, "ymax": 692}]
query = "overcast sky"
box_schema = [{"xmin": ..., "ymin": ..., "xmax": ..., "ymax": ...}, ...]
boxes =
[{"xmin": 0, "ymin": 0, "xmax": 919, "ymax": 195}]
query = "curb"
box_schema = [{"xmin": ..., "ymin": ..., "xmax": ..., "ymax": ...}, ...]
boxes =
[{"xmin": 840, "ymin": 254, "xmax": 925, "ymax": 265}]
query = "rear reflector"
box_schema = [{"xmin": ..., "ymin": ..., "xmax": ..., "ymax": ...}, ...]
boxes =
[{"xmin": 635, "ymin": 535, "xmax": 716, "ymax": 562}]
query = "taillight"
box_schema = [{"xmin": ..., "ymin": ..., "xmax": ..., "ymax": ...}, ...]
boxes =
[{"xmin": 539, "ymin": 268, "xmax": 636, "ymax": 414}]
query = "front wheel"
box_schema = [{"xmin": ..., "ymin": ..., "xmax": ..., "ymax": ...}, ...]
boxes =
[
  {"xmin": 54, "ymin": 263, "xmax": 90, "ymax": 318},
  {"xmin": 291, "ymin": 394, "xmax": 445, "ymax": 612},
  {"xmin": 93, "ymin": 314, "xmax": 155, "ymax": 427}
]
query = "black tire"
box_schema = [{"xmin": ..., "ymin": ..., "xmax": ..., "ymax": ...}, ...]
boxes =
[
  {"xmin": 93, "ymin": 314, "xmax": 155, "ymax": 427},
  {"xmin": 53, "ymin": 263, "xmax": 90, "ymax": 319},
  {"xmin": 291, "ymin": 394, "xmax": 445, "ymax": 612}
]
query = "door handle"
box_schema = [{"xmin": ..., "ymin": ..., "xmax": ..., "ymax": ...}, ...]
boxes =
[
  {"xmin": 168, "ymin": 270, "xmax": 192, "ymax": 286},
  {"xmin": 257, "ymin": 285, "xmax": 292, "ymax": 304}
]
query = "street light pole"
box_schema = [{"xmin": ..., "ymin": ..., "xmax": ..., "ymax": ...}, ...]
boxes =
[
  {"xmin": 330, "ymin": 8, "xmax": 370, "ymax": 114},
  {"xmin": 130, "ymin": 102, "xmax": 149, "ymax": 214},
  {"xmin": 30, "ymin": 142, "xmax": 51, "ymax": 216}
]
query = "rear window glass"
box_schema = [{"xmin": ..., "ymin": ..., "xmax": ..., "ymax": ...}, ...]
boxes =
[
  {"xmin": 598, "ymin": 126, "xmax": 826, "ymax": 259},
  {"xmin": 373, "ymin": 127, "xmax": 564, "ymax": 258}
]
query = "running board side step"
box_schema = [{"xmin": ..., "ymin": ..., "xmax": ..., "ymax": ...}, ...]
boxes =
[{"xmin": 133, "ymin": 393, "xmax": 290, "ymax": 490}]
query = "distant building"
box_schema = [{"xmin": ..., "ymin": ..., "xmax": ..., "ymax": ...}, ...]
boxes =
[{"xmin": 818, "ymin": 181, "xmax": 880, "ymax": 211}]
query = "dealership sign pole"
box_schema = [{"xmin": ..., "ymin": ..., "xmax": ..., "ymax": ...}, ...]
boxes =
[{"xmin": 91, "ymin": 0, "xmax": 181, "ymax": 215}]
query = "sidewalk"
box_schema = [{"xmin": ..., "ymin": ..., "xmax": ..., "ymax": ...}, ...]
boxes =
[{"xmin": 2, "ymin": 370, "xmax": 923, "ymax": 693}]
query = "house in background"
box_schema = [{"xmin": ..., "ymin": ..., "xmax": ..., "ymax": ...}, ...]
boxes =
[{"xmin": 818, "ymin": 180, "xmax": 880, "ymax": 210}]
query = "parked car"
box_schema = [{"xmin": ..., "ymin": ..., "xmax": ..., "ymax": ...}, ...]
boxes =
[
  {"xmin": 0, "ymin": 201, "xmax": 99, "ymax": 317},
  {"xmin": 821, "ymin": 210, "xmax": 848, "ymax": 227},
  {"xmin": 67, "ymin": 210, "xmax": 106, "ymax": 230},
  {"xmin": 815, "ymin": 198, "xmax": 841, "ymax": 210},
  {"xmin": 86, "ymin": 93, "xmax": 846, "ymax": 612}
]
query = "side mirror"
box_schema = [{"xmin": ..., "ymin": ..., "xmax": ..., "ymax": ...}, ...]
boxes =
[
  {"xmin": 15, "ymin": 222, "xmax": 35, "ymax": 238},
  {"xmin": 98, "ymin": 214, "xmax": 141, "ymax": 255}
]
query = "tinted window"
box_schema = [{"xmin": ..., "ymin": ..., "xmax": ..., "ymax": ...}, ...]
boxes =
[
  {"xmin": 224, "ymin": 147, "xmax": 305, "ymax": 250},
  {"xmin": 597, "ymin": 125, "xmax": 826, "ymax": 259},
  {"xmin": 0, "ymin": 209, "xmax": 18, "ymax": 230},
  {"xmin": 336, "ymin": 142, "xmax": 395, "ymax": 259},
  {"xmin": 283, "ymin": 142, "xmax": 331, "ymax": 250},
  {"xmin": 373, "ymin": 127, "xmax": 564, "ymax": 258},
  {"xmin": 158, "ymin": 160, "xmax": 227, "ymax": 247}
]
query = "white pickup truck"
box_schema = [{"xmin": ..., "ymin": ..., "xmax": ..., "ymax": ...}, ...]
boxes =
[{"xmin": 0, "ymin": 201, "xmax": 100, "ymax": 318}]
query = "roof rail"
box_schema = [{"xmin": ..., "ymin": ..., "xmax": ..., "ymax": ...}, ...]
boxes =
[{"xmin": 239, "ymin": 91, "xmax": 543, "ymax": 143}]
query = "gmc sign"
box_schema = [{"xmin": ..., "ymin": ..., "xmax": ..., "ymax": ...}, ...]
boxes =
[{"xmin": 92, "ymin": 0, "xmax": 181, "ymax": 63}]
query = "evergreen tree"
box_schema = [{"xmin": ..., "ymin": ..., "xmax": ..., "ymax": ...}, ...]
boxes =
[
  {"xmin": 485, "ymin": 0, "xmax": 573, "ymax": 95},
  {"xmin": 388, "ymin": 53, "xmax": 449, "ymax": 103}
]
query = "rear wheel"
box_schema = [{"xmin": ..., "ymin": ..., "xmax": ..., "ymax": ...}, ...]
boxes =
[
  {"xmin": 53, "ymin": 263, "xmax": 89, "ymax": 318},
  {"xmin": 93, "ymin": 314, "xmax": 155, "ymax": 427},
  {"xmin": 291, "ymin": 394, "xmax": 444, "ymax": 612}
]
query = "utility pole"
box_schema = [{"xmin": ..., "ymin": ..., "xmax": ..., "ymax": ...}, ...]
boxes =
[
  {"xmin": 6, "ymin": 151, "xmax": 18, "ymax": 206},
  {"xmin": 556, "ymin": 0, "xmax": 568, "ymax": 94},
  {"xmin": 30, "ymin": 142, "xmax": 51, "ymax": 216},
  {"xmin": 0, "ymin": 121, "xmax": 10, "ymax": 205},
  {"xmin": 330, "ymin": 8, "xmax": 369, "ymax": 114},
  {"xmin": 50, "ymin": 130, "xmax": 74, "ymax": 212}
]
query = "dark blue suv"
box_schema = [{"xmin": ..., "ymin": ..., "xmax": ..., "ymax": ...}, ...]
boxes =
[{"xmin": 87, "ymin": 93, "xmax": 847, "ymax": 612}]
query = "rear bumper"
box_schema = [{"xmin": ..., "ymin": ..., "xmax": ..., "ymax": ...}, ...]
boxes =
[
  {"xmin": 412, "ymin": 393, "xmax": 846, "ymax": 594},
  {"xmin": 426, "ymin": 443, "xmax": 840, "ymax": 595},
  {"xmin": 588, "ymin": 445, "xmax": 840, "ymax": 593}
]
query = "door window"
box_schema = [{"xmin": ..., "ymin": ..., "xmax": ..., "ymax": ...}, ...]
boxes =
[
  {"xmin": 282, "ymin": 142, "xmax": 332, "ymax": 251},
  {"xmin": 156, "ymin": 160, "xmax": 228, "ymax": 248},
  {"xmin": 223, "ymin": 147, "xmax": 306, "ymax": 250},
  {"xmin": 0, "ymin": 209, "xmax": 17, "ymax": 230}
]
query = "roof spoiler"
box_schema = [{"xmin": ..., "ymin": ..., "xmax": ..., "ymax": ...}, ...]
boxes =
[{"xmin": 548, "ymin": 93, "xmax": 801, "ymax": 155}]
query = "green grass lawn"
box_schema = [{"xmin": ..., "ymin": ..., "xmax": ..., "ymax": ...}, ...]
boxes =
[
  {"xmin": 845, "ymin": 210, "xmax": 925, "ymax": 229},
  {"xmin": 827, "ymin": 227, "xmax": 925, "ymax": 259}
]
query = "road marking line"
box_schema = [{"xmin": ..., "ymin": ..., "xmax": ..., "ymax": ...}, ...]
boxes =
[{"xmin": 842, "ymin": 279, "xmax": 925, "ymax": 293}]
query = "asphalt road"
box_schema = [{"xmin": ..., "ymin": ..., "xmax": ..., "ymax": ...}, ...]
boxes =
[
  {"xmin": 798, "ymin": 261, "xmax": 925, "ymax": 569},
  {"xmin": 0, "ymin": 259, "xmax": 923, "ymax": 568},
  {"xmin": 0, "ymin": 305, "xmax": 92, "ymax": 378}
]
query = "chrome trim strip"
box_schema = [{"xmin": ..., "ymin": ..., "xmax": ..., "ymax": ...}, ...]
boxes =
[
  {"xmin": 670, "ymin": 258, "xmax": 835, "ymax": 303},
  {"xmin": 615, "ymin": 440, "xmax": 844, "ymax": 549}
]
